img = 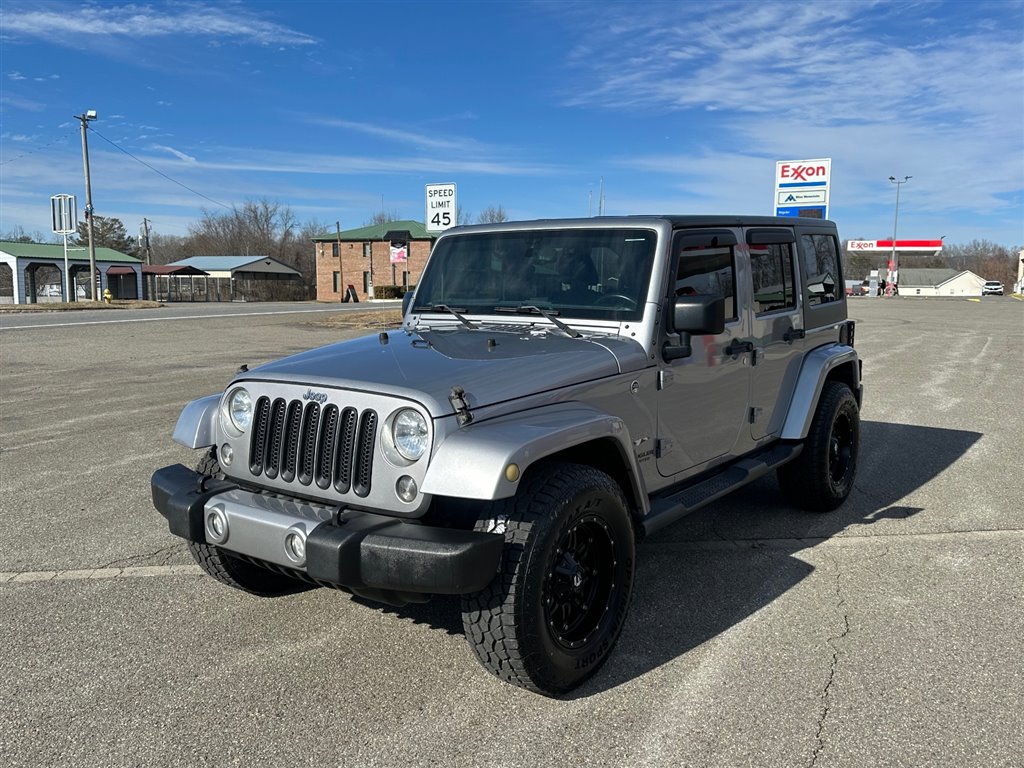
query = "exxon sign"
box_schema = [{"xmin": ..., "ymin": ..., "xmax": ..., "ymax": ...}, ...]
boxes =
[{"xmin": 774, "ymin": 158, "xmax": 831, "ymax": 220}]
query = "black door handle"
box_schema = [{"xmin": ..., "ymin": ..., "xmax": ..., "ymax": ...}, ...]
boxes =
[
  {"xmin": 784, "ymin": 327, "xmax": 806, "ymax": 343},
  {"xmin": 726, "ymin": 340, "xmax": 754, "ymax": 356}
]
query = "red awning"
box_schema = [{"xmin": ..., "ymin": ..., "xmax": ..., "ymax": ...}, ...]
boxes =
[{"xmin": 107, "ymin": 266, "xmax": 137, "ymax": 275}]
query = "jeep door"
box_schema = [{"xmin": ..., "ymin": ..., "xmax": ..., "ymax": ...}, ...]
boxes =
[
  {"xmin": 745, "ymin": 229, "xmax": 805, "ymax": 440},
  {"xmin": 656, "ymin": 229, "xmax": 750, "ymax": 477}
]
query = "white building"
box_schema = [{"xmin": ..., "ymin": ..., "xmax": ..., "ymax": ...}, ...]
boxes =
[{"xmin": 897, "ymin": 268, "xmax": 987, "ymax": 297}]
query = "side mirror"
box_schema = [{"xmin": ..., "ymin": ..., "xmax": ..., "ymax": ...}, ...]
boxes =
[
  {"xmin": 672, "ymin": 294, "xmax": 725, "ymax": 335},
  {"xmin": 663, "ymin": 295, "xmax": 725, "ymax": 361}
]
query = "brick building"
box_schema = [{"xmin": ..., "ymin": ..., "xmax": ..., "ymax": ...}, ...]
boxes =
[{"xmin": 312, "ymin": 220, "xmax": 436, "ymax": 302}]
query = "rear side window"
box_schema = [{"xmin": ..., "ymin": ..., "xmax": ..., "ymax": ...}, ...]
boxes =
[
  {"xmin": 800, "ymin": 234, "xmax": 841, "ymax": 306},
  {"xmin": 674, "ymin": 246, "xmax": 737, "ymax": 321},
  {"xmin": 750, "ymin": 243, "xmax": 796, "ymax": 314}
]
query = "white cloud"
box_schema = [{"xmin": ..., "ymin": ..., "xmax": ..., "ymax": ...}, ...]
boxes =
[
  {"xmin": 303, "ymin": 116, "xmax": 494, "ymax": 155},
  {"xmin": 7, "ymin": 72, "xmax": 26, "ymax": 80},
  {"xmin": 1, "ymin": 2, "xmax": 318, "ymax": 47},
  {"xmin": 151, "ymin": 144, "xmax": 196, "ymax": 163}
]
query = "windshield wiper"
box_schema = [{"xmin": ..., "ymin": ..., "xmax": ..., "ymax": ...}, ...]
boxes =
[
  {"xmin": 494, "ymin": 304, "xmax": 581, "ymax": 338},
  {"xmin": 417, "ymin": 304, "xmax": 477, "ymax": 329}
]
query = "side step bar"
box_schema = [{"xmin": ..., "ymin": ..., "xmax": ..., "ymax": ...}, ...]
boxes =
[{"xmin": 641, "ymin": 442, "xmax": 802, "ymax": 536}]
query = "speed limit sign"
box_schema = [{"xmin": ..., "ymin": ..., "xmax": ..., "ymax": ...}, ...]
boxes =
[{"xmin": 425, "ymin": 183, "xmax": 456, "ymax": 232}]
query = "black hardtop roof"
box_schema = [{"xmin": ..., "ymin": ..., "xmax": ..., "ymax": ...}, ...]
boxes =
[{"xmin": 444, "ymin": 215, "xmax": 837, "ymax": 233}]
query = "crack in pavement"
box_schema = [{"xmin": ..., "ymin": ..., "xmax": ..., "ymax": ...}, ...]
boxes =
[
  {"xmin": 0, "ymin": 564, "xmax": 202, "ymax": 584},
  {"xmin": 100, "ymin": 544, "xmax": 183, "ymax": 570},
  {"xmin": 809, "ymin": 555, "xmax": 852, "ymax": 768}
]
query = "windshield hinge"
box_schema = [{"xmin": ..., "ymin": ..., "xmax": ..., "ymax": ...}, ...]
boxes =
[{"xmin": 449, "ymin": 386, "xmax": 474, "ymax": 426}]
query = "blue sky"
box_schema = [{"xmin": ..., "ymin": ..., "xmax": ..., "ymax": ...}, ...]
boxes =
[{"xmin": 1, "ymin": 0, "xmax": 1022, "ymax": 247}]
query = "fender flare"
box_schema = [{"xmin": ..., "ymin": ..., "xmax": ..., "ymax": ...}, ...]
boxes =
[
  {"xmin": 421, "ymin": 403, "xmax": 647, "ymax": 510},
  {"xmin": 172, "ymin": 393, "xmax": 220, "ymax": 448},
  {"xmin": 780, "ymin": 345, "xmax": 862, "ymax": 440}
]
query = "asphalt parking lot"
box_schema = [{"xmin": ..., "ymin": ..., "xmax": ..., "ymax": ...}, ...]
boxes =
[{"xmin": 1, "ymin": 297, "xmax": 1021, "ymax": 767}]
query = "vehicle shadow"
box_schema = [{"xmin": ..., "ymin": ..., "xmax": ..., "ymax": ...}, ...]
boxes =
[{"xmin": 359, "ymin": 421, "xmax": 981, "ymax": 697}]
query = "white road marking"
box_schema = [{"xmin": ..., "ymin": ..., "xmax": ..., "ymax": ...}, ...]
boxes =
[
  {"xmin": 0, "ymin": 565, "xmax": 202, "ymax": 583},
  {"xmin": 0, "ymin": 305, "xmax": 393, "ymax": 330}
]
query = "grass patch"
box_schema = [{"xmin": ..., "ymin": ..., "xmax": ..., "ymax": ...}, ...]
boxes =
[
  {"xmin": 0, "ymin": 300, "xmax": 164, "ymax": 313},
  {"xmin": 308, "ymin": 309, "xmax": 404, "ymax": 329}
]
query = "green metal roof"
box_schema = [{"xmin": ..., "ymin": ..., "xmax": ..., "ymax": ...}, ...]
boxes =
[
  {"xmin": 311, "ymin": 220, "xmax": 435, "ymax": 242},
  {"xmin": 0, "ymin": 240, "xmax": 142, "ymax": 263}
]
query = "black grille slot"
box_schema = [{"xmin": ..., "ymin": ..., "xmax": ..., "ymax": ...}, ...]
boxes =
[
  {"xmin": 263, "ymin": 398, "xmax": 287, "ymax": 479},
  {"xmin": 333, "ymin": 407, "xmax": 359, "ymax": 494},
  {"xmin": 249, "ymin": 396, "xmax": 272, "ymax": 475},
  {"xmin": 316, "ymin": 405, "xmax": 339, "ymax": 490},
  {"xmin": 354, "ymin": 410, "xmax": 377, "ymax": 497},
  {"xmin": 246, "ymin": 396, "xmax": 376, "ymax": 498},
  {"xmin": 297, "ymin": 402, "xmax": 321, "ymax": 486},
  {"xmin": 280, "ymin": 400, "xmax": 303, "ymax": 482}
]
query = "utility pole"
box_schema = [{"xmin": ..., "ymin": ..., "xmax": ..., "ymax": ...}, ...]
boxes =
[
  {"xmin": 76, "ymin": 110, "xmax": 98, "ymax": 301},
  {"xmin": 141, "ymin": 218, "xmax": 152, "ymax": 265},
  {"xmin": 887, "ymin": 175, "xmax": 911, "ymax": 297},
  {"xmin": 336, "ymin": 220, "xmax": 345, "ymax": 302}
]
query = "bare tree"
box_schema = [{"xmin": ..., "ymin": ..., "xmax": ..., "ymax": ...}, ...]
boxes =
[
  {"xmin": 478, "ymin": 205, "xmax": 508, "ymax": 223},
  {"xmin": 1, "ymin": 225, "xmax": 55, "ymax": 243},
  {"xmin": 147, "ymin": 232, "xmax": 188, "ymax": 265},
  {"xmin": 943, "ymin": 239, "xmax": 1020, "ymax": 287},
  {"xmin": 364, "ymin": 210, "xmax": 403, "ymax": 227}
]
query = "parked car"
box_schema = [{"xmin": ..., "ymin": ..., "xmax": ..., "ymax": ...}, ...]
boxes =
[
  {"xmin": 982, "ymin": 281, "xmax": 1004, "ymax": 296},
  {"xmin": 152, "ymin": 215, "xmax": 863, "ymax": 695}
]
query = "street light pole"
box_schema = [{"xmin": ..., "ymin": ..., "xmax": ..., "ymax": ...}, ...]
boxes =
[
  {"xmin": 887, "ymin": 175, "xmax": 911, "ymax": 297},
  {"xmin": 76, "ymin": 110, "xmax": 98, "ymax": 301}
]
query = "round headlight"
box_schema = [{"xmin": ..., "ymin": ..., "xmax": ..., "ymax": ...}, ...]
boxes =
[
  {"xmin": 227, "ymin": 388, "xmax": 252, "ymax": 432},
  {"xmin": 392, "ymin": 409, "xmax": 428, "ymax": 461}
]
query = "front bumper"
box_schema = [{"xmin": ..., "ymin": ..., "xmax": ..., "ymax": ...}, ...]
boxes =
[{"xmin": 151, "ymin": 464, "xmax": 503, "ymax": 602}]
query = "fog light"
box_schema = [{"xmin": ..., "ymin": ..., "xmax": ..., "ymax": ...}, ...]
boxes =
[
  {"xmin": 219, "ymin": 443, "xmax": 234, "ymax": 466},
  {"xmin": 284, "ymin": 528, "xmax": 307, "ymax": 565},
  {"xmin": 396, "ymin": 475, "xmax": 418, "ymax": 503},
  {"xmin": 205, "ymin": 507, "xmax": 229, "ymax": 544}
]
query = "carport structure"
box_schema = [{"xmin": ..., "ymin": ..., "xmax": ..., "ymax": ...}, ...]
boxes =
[
  {"xmin": 143, "ymin": 264, "xmax": 210, "ymax": 302},
  {"xmin": 0, "ymin": 240, "xmax": 143, "ymax": 304},
  {"xmin": 165, "ymin": 255, "xmax": 303, "ymax": 301}
]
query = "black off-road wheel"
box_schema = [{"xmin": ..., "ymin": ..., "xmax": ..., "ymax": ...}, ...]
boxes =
[
  {"xmin": 187, "ymin": 450, "xmax": 309, "ymax": 597},
  {"xmin": 777, "ymin": 380, "xmax": 860, "ymax": 512},
  {"xmin": 461, "ymin": 462, "xmax": 635, "ymax": 696}
]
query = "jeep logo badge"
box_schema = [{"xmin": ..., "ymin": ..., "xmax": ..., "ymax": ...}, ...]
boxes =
[{"xmin": 302, "ymin": 388, "xmax": 328, "ymax": 403}]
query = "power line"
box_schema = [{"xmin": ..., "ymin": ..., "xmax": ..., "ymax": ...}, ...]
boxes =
[
  {"xmin": 87, "ymin": 125, "xmax": 233, "ymax": 210},
  {"xmin": 0, "ymin": 125, "xmax": 77, "ymax": 166}
]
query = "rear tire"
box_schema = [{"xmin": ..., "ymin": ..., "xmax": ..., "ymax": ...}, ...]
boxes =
[
  {"xmin": 187, "ymin": 449, "xmax": 309, "ymax": 596},
  {"xmin": 778, "ymin": 381, "xmax": 860, "ymax": 512},
  {"xmin": 461, "ymin": 462, "xmax": 635, "ymax": 696}
]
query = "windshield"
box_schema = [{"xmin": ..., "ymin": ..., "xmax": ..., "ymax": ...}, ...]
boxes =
[{"xmin": 413, "ymin": 228, "xmax": 658, "ymax": 322}]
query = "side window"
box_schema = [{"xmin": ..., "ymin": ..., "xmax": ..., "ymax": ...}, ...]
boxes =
[
  {"xmin": 750, "ymin": 244, "xmax": 796, "ymax": 314},
  {"xmin": 800, "ymin": 234, "xmax": 841, "ymax": 306},
  {"xmin": 674, "ymin": 246, "xmax": 737, "ymax": 320}
]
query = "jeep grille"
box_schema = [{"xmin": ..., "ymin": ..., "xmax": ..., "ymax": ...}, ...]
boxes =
[{"xmin": 248, "ymin": 396, "xmax": 377, "ymax": 497}]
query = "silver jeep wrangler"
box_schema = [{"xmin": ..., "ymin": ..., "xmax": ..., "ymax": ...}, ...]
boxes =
[{"xmin": 152, "ymin": 215, "xmax": 862, "ymax": 696}]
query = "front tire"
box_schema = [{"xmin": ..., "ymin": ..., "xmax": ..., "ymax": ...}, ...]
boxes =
[
  {"xmin": 187, "ymin": 450, "xmax": 309, "ymax": 596},
  {"xmin": 461, "ymin": 462, "xmax": 635, "ymax": 696},
  {"xmin": 777, "ymin": 380, "xmax": 860, "ymax": 512}
]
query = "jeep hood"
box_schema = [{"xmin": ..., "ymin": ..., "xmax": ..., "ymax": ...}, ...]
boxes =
[{"xmin": 238, "ymin": 326, "xmax": 649, "ymax": 417}]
